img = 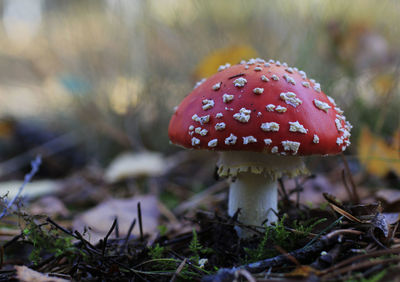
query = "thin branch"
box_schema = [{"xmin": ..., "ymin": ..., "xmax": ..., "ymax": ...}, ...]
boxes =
[
  {"xmin": 0, "ymin": 156, "xmax": 41, "ymax": 219},
  {"xmin": 102, "ymin": 218, "xmax": 118, "ymax": 257},
  {"xmin": 341, "ymin": 155, "xmax": 359, "ymax": 203},
  {"xmin": 341, "ymin": 169, "xmax": 355, "ymax": 202},
  {"xmin": 203, "ymin": 231, "xmax": 343, "ymax": 280},
  {"xmin": 170, "ymin": 258, "xmax": 187, "ymax": 282},
  {"xmin": 320, "ymin": 247, "xmax": 400, "ymax": 275},
  {"xmin": 121, "ymin": 218, "xmax": 136, "ymax": 252},
  {"xmin": 322, "ymin": 257, "xmax": 400, "ymax": 279},
  {"xmin": 302, "ymin": 216, "xmax": 344, "ymax": 249},
  {"xmin": 138, "ymin": 202, "xmax": 144, "ymax": 241},
  {"xmin": 46, "ymin": 217, "xmax": 77, "ymax": 238},
  {"xmin": 278, "ymin": 178, "xmax": 290, "ymax": 206}
]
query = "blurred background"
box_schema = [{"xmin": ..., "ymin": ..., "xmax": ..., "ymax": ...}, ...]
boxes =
[{"xmin": 0, "ymin": 0, "xmax": 398, "ymax": 199}]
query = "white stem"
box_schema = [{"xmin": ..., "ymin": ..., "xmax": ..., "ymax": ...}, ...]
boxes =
[{"xmin": 228, "ymin": 172, "xmax": 278, "ymax": 238}]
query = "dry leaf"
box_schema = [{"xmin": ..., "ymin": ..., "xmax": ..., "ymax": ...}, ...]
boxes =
[
  {"xmin": 0, "ymin": 180, "xmax": 60, "ymax": 199},
  {"xmin": 349, "ymin": 203, "xmax": 382, "ymax": 217},
  {"xmin": 30, "ymin": 196, "xmax": 69, "ymax": 217},
  {"xmin": 358, "ymin": 127, "xmax": 400, "ymax": 177},
  {"xmin": 371, "ymin": 213, "xmax": 389, "ymax": 237},
  {"xmin": 381, "ymin": 213, "xmax": 400, "ymax": 225},
  {"xmin": 285, "ymin": 265, "xmax": 320, "ymax": 277},
  {"xmin": 376, "ymin": 189, "xmax": 400, "ymax": 205},
  {"xmin": 293, "ymin": 176, "xmax": 345, "ymax": 205},
  {"xmin": 194, "ymin": 45, "xmax": 257, "ymax": 79},
  {"xmin": 105, "ymin": 152, "xmax": 166, "ymax": 183},
  {"xmin": 73, "ymin": 195, "xmax": 159, "ymax": 243},
  {"xmin": 15, "ymin": 265, "xmax": 69, "ymax": 282}
]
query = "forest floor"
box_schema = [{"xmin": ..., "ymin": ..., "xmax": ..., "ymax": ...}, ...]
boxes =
[{"xmin": 0, "ymin": 150, "xmax": 400, "ymax": 282}]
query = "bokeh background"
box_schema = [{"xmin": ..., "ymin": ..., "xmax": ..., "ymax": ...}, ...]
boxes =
[
  {"xmin": 0, "ymin": 0, "xmax": 398, "ymax": 187},
  {"xmin": 1, "ymin": 2, "xmax": 400, "ymax": 279}
]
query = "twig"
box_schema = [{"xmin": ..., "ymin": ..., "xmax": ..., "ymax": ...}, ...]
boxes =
[
  {"xmin": 0, "ymin": 245, "xmax": 3, "ymax": 268},
  {"xmin": 160, "ymin": 228, "xmax": 211, "ymax": 247},
  {"xmin": 170, "ymin": 258, "xmax": 187, "ymax": 282},
  {"xmin": 294, "ymin": 178, "xmax": 302, "ymax": 208},
  {"xmin": 0, "ymin": 156, "xmax": 41, "ymax": 219},
  {"xmin": 203, "ymin": 231, "xmax": 342, "ymax": 280},
  {"xmin": 278, "ymin": 178, "xmax": 290, "ymax": 206},
  {"xmin": 320, "ymin": 247, "xmax": 400, "ymax": 275},
  {"xmin": 302, "ymin": 216, "xmax": 344, "ymax": 249},
  {"xmin": 74, "ymin": 231, "xmax": 97, "ymax": 251},
  {"xmin": 322, "ymin": 229, "xmax": 362, "ymax": 238},
  {"xmin": 114, "ymin": 216, "xmax": 119, "ymax": 238},
  {"xmin": 274, "ymin": 245, "xmax": 300, "ymax": 266},
  {"xmin": 102, "ymin": 218, "xmax": 118, "ymax": 257},
  {"xmin": 369, "ymin": 228, "xmax": 387, "ymax": 249},
  {"xmin": 234, "ymin": 269, "xmax": 256, "ymax": 282},
  {"xmin": 310, "ymin": 243, "xmax": 342, "ymax": 269},
  {"xmin": 38, "ymin": 222, "xmax": 146, "ymax": 280},
  {"xmin": 322, "ymin": 257, "xmax": 400, "ymax": 279},
  {"xmin": 161, "ymin": 232, "xmax": 196, "ymax": 247},
  {"xmin": 2, "ymin": 233, "xmax": 24, "ymax": 249},
  {"xmin": 121, "ymin": 218, "xmax": 136, "ymax": 252},
  {"xmin": 46, "ymin": 217, "xmax": 76, "ymax": 238},
  {"xmin": 167, "ymin": 250, "xmax": 208, "ymax": 276},
  {"xmin": 158, "ymin": 202, "xmax": 179, "ymax": 225},
  {"xmin": 341, "ymin": 155, "xmax": 359, "ymax": 203},
  {"xmin": 341, "ymin": 170, "xmax": 355, "ymax": 202},
  {"xmin": 138, "ymin": 202, "xmax": 143, "ymax": 241}
]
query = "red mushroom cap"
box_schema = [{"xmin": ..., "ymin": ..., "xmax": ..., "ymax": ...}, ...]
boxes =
[{"xmin": 168, "ymin": 58, "xmax": 351, "ymax": 156}]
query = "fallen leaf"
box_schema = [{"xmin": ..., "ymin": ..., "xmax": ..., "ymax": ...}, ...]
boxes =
[
  {"xmin": 30, "ymin": 196, "xmax": 69, "ymax": 217},
  {"xmin": 73, "ymin": 195, "xmax": 159, "ymax": 243},
  {"xmin": 15, "ymin": 265, "xmax": 69, "ymax": 282},
  {"xmin": 358, "ymin": 127, "xmax": 400, "ymax": 177},
  {"xmin": 105, "ymin": 152, "xmax": 166, "ymax": 183},
  {"xmin": 375, "ymin": 189, "xmax": 400, "ymax": 212},
  {"xmin": 285, "ymin": 265, "xmax": 320, "ymax": 277},
  {"xmin": 349, "ymin": 203, "xmax": 382, "ymax": 217},
  {"xmin": 296, "ymin": 176, "xmax": 345, "ymax": 204},
  {"xmin": 376, "ymin": 189, "xmax": 400, "ymax": 205},
  {"xmin": 371, "ymin": 213, "xmax": 389, "ymax": 237},
  {"xmin": 381, "ymin": 213, "xmax": 400, "ymax": 225},
  {"xmin": 194, "ymin": 45, "xmax": 257, "ymax": 79},
  {"xmin": 0, "ymin": 180, "xmax": 60, "ymax": 199}
]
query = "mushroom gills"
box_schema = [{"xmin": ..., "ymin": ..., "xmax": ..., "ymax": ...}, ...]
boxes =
[{"xmin": 217, "ymin": 151, "xmax": 307, "ymax": 179}]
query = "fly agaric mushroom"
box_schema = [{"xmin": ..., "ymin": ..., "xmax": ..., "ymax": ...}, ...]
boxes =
[{"xmin": 168, "ymin": 58, "xmax": 352, "ymax": 237}]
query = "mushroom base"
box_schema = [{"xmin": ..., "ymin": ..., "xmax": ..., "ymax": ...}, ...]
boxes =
[
  {"xmin": 229, "ymin": 172, "xmax": 278, "ymax": 238},
  {"xmin": 219, "ymin": 151, "xmax": 308, "ymax": 238}
]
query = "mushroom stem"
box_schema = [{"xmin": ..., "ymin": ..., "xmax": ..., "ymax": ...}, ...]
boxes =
[{"xmin": 228, "ymin": 172, "xmax": 278, "ymax": 238}]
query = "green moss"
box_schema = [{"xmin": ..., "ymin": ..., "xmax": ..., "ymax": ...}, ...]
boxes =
[
  {"xmin": 346, "ymin": 269, "xmax": 387, "ymax": 282},
  {"xmin": 148, "ymin": 243, "xmax": 166, "ymax": 260},
  {"xmin": 245, "ymin": 215, "xmax": 326, "ymax": 263},
  {"xmin": 189, "ymin": 229, "xmax": 213, "ymax": 263},
  {"xmin": 22, "ymin": 220, "xmax": 82, "ymax": 265}
]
